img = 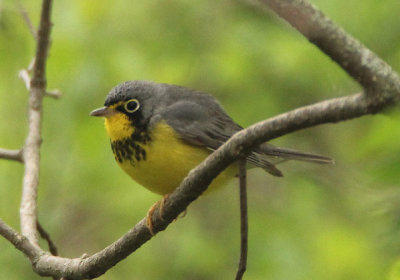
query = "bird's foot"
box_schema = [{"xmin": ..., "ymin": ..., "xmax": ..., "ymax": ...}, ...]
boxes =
[{"xmin": 146, "ymin": 194, "xmax": 170, "ymax": 235}]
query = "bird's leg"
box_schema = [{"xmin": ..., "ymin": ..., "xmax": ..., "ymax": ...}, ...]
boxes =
[
  {"xmin": 146, "ymin": 201, "xmax": 159, "ymax": 235},
  {"xmin": 145, "ymin": 194, "xmax": 189, "ymax": 235},
  {"xmin": 158, "ymin": 194, "xmax": 170, "ymax": 221}
]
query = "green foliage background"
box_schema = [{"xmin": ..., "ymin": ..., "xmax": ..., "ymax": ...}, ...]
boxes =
[{"xmin": 1, "ymin": 0, "xmax": 400, "ymax": 279}]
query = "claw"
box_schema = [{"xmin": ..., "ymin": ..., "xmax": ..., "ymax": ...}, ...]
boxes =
[
  {"xmin": 179, "ymin": 208, "xmax": 187, "ymax": 218},
  {"xmin": 158, "ymin": 194, "xmax": 170, "ymax": 221},
  {"xmin": 145, "ymin": 194, "xmax": 170, "ymax": 235},
  {"xmin": 146, "ymin": 201, "xmax": 159, "ymax": 235}
]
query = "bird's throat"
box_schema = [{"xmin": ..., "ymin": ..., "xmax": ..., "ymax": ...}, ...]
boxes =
[{"xmin": 104, "ymin": 112, "xmax": 135, "ymax": 142}]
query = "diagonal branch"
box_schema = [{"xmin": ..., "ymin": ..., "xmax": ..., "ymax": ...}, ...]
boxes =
[
  {"xmin": 37, "ymin": 221, "xmax": 59, "ymax": 256},
  {"xmin": 260, "ymin": 0, "xmax": 400, "ymax": 102},
  {"xmin": 20, "ymin": 0, "xmax": 53, "ymax": 246},
  {"xmin": 0, "ymin": 219, "xmax": 42, "ymax": 260}
]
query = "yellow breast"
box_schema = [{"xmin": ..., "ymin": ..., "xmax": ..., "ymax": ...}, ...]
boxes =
[{"xmin": 105, "ymin": 114, "xmax": 235, "ymax": 195}]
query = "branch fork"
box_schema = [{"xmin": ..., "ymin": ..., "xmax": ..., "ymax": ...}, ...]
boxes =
[{"xmin": 19, "ymin": 60, "xmax": 62, "ymax": 99}]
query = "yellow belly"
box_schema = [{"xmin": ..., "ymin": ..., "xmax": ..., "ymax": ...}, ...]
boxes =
[{"xmin": 116, "ymin": 122, "xmax": 236, "ymax": 195}]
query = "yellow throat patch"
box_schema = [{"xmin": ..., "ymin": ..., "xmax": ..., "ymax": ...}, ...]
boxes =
[{"xmin": 104, "ymin": 104, "xmax": 135, "ymax": 141}]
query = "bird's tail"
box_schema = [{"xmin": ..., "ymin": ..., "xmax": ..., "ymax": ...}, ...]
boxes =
[
  {"xmin": 246, "ymin": 143, "xmax": 334, "ymax": 177},
  {"xmin": 257, "ymin": 143, "xmax": 334, "ymax": 164}
]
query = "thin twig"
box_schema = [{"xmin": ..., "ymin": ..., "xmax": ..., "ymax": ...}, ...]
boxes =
[
  {"xmin": 37, "ymin": 222, "xmax": 63, "ymax": 280},
  {"xmin": 19, "ymin": 69, "xmax": 31, "ymax": 90},
  {"xmin": 37, "ymin": 221, "xmax": 58, "ymax": 256},
  {"xmin": 20, "ymin": 0, "xmax": 53, "ymax": 246},
  {"xmin": 235, "ymin": 159, "xmax": 248, "ymax": 280},
  {"xmin": 17, "ymin": 0, "xmax": 37, "ymax": 40},
  {"xmin": 19, "ymin": 67, "xmax": 62, "ymax": 99},
  {"xmin": 0, "ymin": 148, "xmax": 23, "ymax": 163},
  {"xmin": 45, "ymin": 89, "xmax": 62, "ymax": 99},
  {"xmin": 19, "ymin": 59, "xmax": 36, "ymax": 91}
]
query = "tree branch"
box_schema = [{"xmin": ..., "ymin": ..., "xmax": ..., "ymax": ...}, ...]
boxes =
[
  {"xmin": 0, "ymin": 148, "xmax": 23, "ymax": 163},
  {"xmin": 19, "ymin": 67, "xmax": 63, "ymax": 99},
  {"xmin": 0, "ymin": 219, "xmax": 42, "ymax": 261},
  {"xmin": 1, "ymin": 0, "xmax": 400, "ymax": 279},
  {"xmin": 20, "ymin": 0, "xmax": 53, "ymax": 246},
  {"xmin": 260, "ymin": 0, "xmax": 400, "ymax": 102},
  {"xmin": 235, "ymin": 159, "xmax": 248, "ymax": 280}
]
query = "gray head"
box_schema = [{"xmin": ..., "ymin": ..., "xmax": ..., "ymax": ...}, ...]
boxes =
[
  {"xmin": 90, "ymin": 80, "xmax": 167, "ymax": 130},
  {"xmin": 104, "ymin": 80, "xmax": 165, "ymax": 107}
]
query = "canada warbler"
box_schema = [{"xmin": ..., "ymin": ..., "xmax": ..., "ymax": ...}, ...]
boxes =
[{"xmin": 91, "ymin": 81, "xmax": 332, "ymax": 232}]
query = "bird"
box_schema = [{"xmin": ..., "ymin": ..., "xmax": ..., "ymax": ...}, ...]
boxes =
[{"xmin": 90, "ymin": 80, "xmax": 333, "ymax": 233}]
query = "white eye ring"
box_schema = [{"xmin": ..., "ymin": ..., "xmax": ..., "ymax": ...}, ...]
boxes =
[{"xmin": 124, "ymin": 99, "xmax": 140, "ymax": 113}]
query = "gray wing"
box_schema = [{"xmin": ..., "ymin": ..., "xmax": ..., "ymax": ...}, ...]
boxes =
[
  {"xmin": 161, "ymin": 100, "xmax": 237, "ymax": 148},
  {"xmin": 159, "ymin": 100, "xmax": 284, "ymax": 176}
]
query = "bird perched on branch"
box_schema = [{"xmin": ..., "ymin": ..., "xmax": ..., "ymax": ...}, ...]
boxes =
[{"xmin": 91, "ymin": 80, "xmax": 332, "ymax": 233}]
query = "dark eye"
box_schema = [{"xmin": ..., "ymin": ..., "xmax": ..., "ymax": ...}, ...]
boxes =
[{"xmin": 124, "ymin": 99, "xmax": 140, "ymax": 113}]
